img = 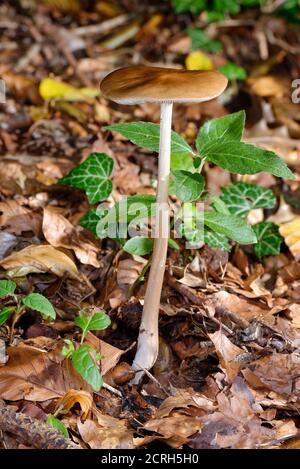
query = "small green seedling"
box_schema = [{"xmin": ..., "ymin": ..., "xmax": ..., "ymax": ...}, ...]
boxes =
[
  {"xmin": 0, "ymin": 279, "xmax": 56, "ymax": 341},
  {"xmin": 62, "ymin": 308, "xmax": 111, "ymax": 391}
]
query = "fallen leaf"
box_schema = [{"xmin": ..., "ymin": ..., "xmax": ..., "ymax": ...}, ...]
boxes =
[
  {"xmin": 77, "ymin": 415, "xmax": 134, "ymax": 449},
  {"xmin": 0, "ymin": 244, "xmax": 82, "ymax": 280},
  {"xmin": 247, "ymin": 76, "xmax": 284, "ymax": 98},
  {"xmin": 208, "ymin": 329, "xmax": 244, "ymax": 383},
  {"xmin": 55, "ymin": 389, "xmax": 92, "ymax": 420},
  {"xmin": 243, "ymin": 354, "xmax": 300, "ymax": 397},
  {"xmin": 43, "ymin": 207, "xmax": 100, "ymax": 267},
  {"xmin": 190, "ymin": 377, "xmax": 274, "ymax": 449},
  {"xmin": 0, "ymin": 200, "xmax": 41, "ymax": 236},
  {"xmin": 185, "ymin": 51, "xmax": 213, "ymax": 71},
  {"xmin": 0, "ymin": 340, "xmax": 88, "ymax": 401},
  {"xmin": 143, "ymin": 415, "xmax": 202, "ymax": 448},
  {"xmin": 39, "ymin": 78, "xmax": 99, "ymax": 102},
  {"xmin": 85, "ymin": 332, "xmax": 125, "ymax": 376},
  {"xmin": 279, "ymin": 217, "xmax": 300, "ymax": 260}
]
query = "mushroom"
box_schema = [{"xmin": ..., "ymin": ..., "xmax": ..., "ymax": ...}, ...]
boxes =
[{"xmin": 100, "ymin": 66, "xmax": 228, "ymax": 382}]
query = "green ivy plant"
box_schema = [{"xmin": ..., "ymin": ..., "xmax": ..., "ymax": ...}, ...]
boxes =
[
  {"xmin": 62, "ymin": 309, "xmax": 111, "ymax": 391},
  {"xmin": 60, "ymin": 110, "xmax": 292, "ymax": 258},
  {"xmin": 0, "ymin": 279, "xmax": 56, "ymax": 339}
]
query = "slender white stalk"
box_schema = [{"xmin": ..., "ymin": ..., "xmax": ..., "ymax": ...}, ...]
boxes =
[{"xmin": 132, "ymin": 102, "xmax": 173, "ymax": 383}]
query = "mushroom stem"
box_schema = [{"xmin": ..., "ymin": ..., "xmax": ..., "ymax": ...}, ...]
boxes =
[{"xmin": 132, "ymin": 101, "xmax": 173, "ymax": 383}]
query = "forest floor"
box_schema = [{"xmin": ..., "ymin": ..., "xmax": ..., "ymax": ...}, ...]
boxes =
[{"xmin": 0, "ymin": 0, "xmax": 300, "ymax": 450}]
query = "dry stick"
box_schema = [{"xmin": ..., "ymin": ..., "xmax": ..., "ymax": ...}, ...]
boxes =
[
  {"xmin": 131, "ymin": 102, "xmax": 173, "ymax": 383},
  {"xmin": 0, "ymin": 400, "xmax": 79, "ymax": 449},
  {"xmin": 73, "ymin": 14, "xmax": 134, "ymax": 36}
]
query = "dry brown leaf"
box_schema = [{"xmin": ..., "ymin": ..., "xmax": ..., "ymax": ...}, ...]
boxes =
[
  {"xmin": 0, "ymin": 244, "xmax": 82, "ymax": 280},
  {"xmin": 190, "ymin": 378, "xmax": 274, "ymax": 449},
  {"xmin": 85, "ymin": 332, "xmax": 124, "ymax": 376},
  {"xmin": 0, "ymin": 340, "xmax": 88, "ymax": 401},
  {"xmin": 279, "ymin": 217, "xmax": 300, "ymax": 260},
  {"xmin": 247, "ymin": 76, "xmax": 284, "ymax": 98},
  {"xmin": 0, "ymin": 200, "xmax": 41, "ymax": 236},
  {"xmin": 243, "ymin": 354, "xmax": 300, "ymax": 397},
  {"xmin": 155, "ymin": 390, "xmax": 215, "ymax": 419},
  {"xmin": 43, "ymin": 207, "xmax": 100, "ymax": 267},
  {"xmin": 143, "ymin": 415, "xmax": 202, "ymax": 448},
  {"xmin": 210, "ymin": 290, "xmax": 284, "ymax": 321},
  {"xmin": 208, "ymin": 329, "xmax": 243, "ymax": 383},
  {"xmin": 77, "ymin": 415, "xmax": 134, "ymax": 449},
  {"xmin": 55, "ymin": 389, "xmax": 93, "ymax": 420}
]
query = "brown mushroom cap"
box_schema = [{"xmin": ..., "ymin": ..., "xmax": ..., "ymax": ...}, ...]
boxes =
[{"xmin": 100, "ymin": 66, "xmax": 228, "ymax": 105}]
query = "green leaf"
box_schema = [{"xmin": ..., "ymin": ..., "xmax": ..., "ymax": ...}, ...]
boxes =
[
  {"xmin": 75, "ymin": 310, "xmax": 111, "ymax": 337},
  {"xmin": 123, "ymin": 236, "xmax": 154, "ymax": 256},
  {"xmin": 214, "ymin": 0, "xmax": 240, "ymax": 13},
  {"xmin": 204, "ymin": 231, "xmax": 231, "ymax": 251},
  {"xmin": 105, "ymin": 122, "xmax": 194, "ymax": 156},
  {"xmin": 172, "ymin": 0, "xmax": 206, "ymax": 14},
  {"xmin": 170, "ymin": 170, "xmax": 205, "ymax": 202},
  {"xmin": 168, "ymin": 239, "xmax": 180, "ymax": 250},
  {"xmin": 59, "ymin": 153, "xmax": 114, "ymax": 204},
  {"xmin": 204, "ymin": 211, "xmax": 257, "ymax": 244},
  {"xmin": 196, "ymin": 111, "xmax": 245, "ymax": 154},
  {"xmin": 96, "ymin": 195, "xmax": 156, "ymax": 239},
  {"xmin": 0, "ymin": 279, "xmax": 16, "ymax": 298},
  {"xmin": 202, "ymin": 141, "xmax": 295, "ymax": 180},
  {"xmin": 22, "ymin": 293, "xmax": 56, "ymax": 320},
  {"xmin": 62, "ymin": 339, "xmax": 75, "ymax": 358},
  {"xmin": 211, "ymin": 196, "xmax": 231, "ymax": 215},
  {"xmin": 47, "ymin": 415, "xmax": 69, "ymax": 439},
  {"xmin": 71, "ymin": 344, "xmax": 102, "ymax": 391},
  {"xmin": 80, "ymin": 208, "xmax": 102, "ymax": 235},
  {"xmin": 218, "ymin": 62, "xmax": 247, "ymax": 81},
  {"xmin": 0, "ymin": 307, "xmax": 15, "ymax": 326},
  {"xmin": 252, "ymin": 222, "xmax": 283, "ymax": 258},
  {"xmin": 171, "ymin": 153, "xmax": 195, "ymax": 172},
  {"xmin": 220, "ymin": 182, "xmax": 276, "ymax": 217},
  {"xmin": 187, "ymin": 27, "xmax": 222, "ymax": 53}
]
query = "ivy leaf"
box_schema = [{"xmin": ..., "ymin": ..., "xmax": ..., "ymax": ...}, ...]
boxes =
[
  {"xmin": 105, "ymin": 122, "xmax": 193, "ymax": 155},
  {"xmin": 218, "ymin": 62, "xmax": 247, "ymax": 81},
  {"xmin": 187, "ymin": 27, "xmax": 222, "ymax": 53},
  {"xmin": 123, "ymin": 236, "xmax": 154, "ymax": 256},
  {"xmin": 0, "ymin": 279, "xmax": 16, "ymax": 298},
  {"xmin": 71, "ymin": 344, "xmax": 103, "ymax": 391},
  {"xmin": 75, "ymin": 310, "xmax": 111, "ymax": 336},
  {"xmin": 59, "ymin": 153, "xmax": 114, "ymax": 204},
  {"xmin": 0, "ymin": 307, "xmax": 15, "ymax": 327},
  {"xmin": 170, "ymin": 170, "xmax": 205, "ymax": 202},
  {"xmin": 202, "ymin": 141, "xmax": 295, "ymax": 180},
  {"xmin": 80, "ymin": 208, "xmax": 102, "ymax": 235},
  {"xmin": 204, "ymin": 211, "xmax": 257, "ymax": 244},
  {"xmin": 196, "ymin": 111, "xmax": 245, "ymax": 153},
  {"xmin": 22, "ymin": 293, "xmax": 56, "ymax": 320},
  {"xmin": 47, "ymin": 415, "xmax": 69, "ymax": 439},
  {"xmin": 252, "ymin": 222, "xmax": 283, "ymax": 258},
  {"xmin": 204, "ymin": 231, "xmax": 231, "ymax": 251},
  {"xmin": 220, "ymin": 182, "xmax": 276, "ymax": 217}
]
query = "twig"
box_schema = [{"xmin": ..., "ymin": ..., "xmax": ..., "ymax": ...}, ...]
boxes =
[
  {"xmin": 0, "ymin": 400, "xmax": 79, "ymax": 449},
  {"xmin": 73, "ymin": 14, "xmax": 135, "ymax": 37},
  {"xmin": 102, "ymin": 382, "xmax": 122, "ymax": 397},
  {"xmin": 132, "ymin": 363, "xmax": 170, "ymax": 395}
]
